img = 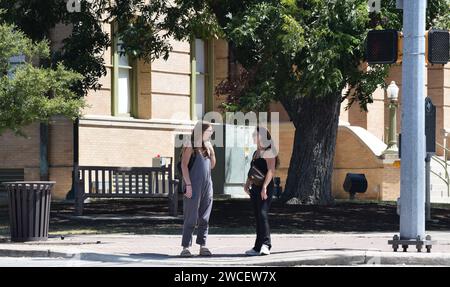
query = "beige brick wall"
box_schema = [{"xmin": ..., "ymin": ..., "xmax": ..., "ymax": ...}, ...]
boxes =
[
  {"xmin": 333, "ymin": 125, "xmax": 383, "ymax": 200},
  {"xmin": 333, "ymin": 125, "xmax": 400, "ymax": 201},
  {"xmin": 78, "ymin": 119, "xmax": 194, "ymax": 167},
  {"xmin": 84, "ymin": 88, "xmax": 112, "ymax": 117},
  {"xmin": 83, "ymin": 23, "xmax": 113, "ymax": 117},
  {"xmin": 0, "ymin": 118, "xmax": 74, "ymax": 199},
  {"xmin": 49, "ymin": 167, "xmax": 73, "ymax": 200},
  {"xmin": 381, "ymin": 164, "xmax": 400, "ymax": 201},
  {"xmin": 333, "ymin": 168, "xmax": 383, "ymax": 200},
  {"xmin": 136, "ymin": 60, "xmax": 152, "ymax": 119},
  {"xmin": 367, "ymin": 87, "xmax": 385, "ymax": 141},
  {"xmin": 0, "ymin": 123, "xmax": 41, "ymax": 194},
  {"xmin": 48, "ymin": 117, "xmax": 74, "ymax": 199},
  {"xmin": 78, "ymin": 23, "xmax": 197, "ymax": 121},
  {"xmin": 348, "ymin": 102, "xmax": 368, "ymax": 130},
  {"xmin": 0, "ymin": 124, "xmax": 40, "ymax": 169},
  {"xmin": 151, "ymin": 38, "xmax": 191, "ymax": 120},
  {"xmin": 334, "ymin": 126, "xmax": 383, "ymax": 169},
  {"xmin": 346, "ymin": 83, "xmax": 385, "ymax": 142},
  {"xmin": 151, "ymin": 72, "xmax": 191, "ymax": 95},
  {"xmin": 24, "ymin": 168, "xmax": 40, "ymax": 182}
]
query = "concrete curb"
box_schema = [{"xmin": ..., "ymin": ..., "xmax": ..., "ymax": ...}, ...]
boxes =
[
  {"xmin": 2, "ymin": 248, "xmax": 450, "ymax": 266},
  {"xmin": 253, "ymin": 251, "xmax": 450, "ymax": 266},
  {"xmin": 0, "ymin": 249, "xmax": 77, "ymax": 259}
]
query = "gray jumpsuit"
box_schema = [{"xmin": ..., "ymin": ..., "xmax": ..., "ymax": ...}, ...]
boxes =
[{"xmin": 181, "ymin": 150, "xmax": 214, "ymax": 247}]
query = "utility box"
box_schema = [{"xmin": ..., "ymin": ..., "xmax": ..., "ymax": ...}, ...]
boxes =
[
  {"xmin": 152, "ymin": 156, "xmax": 171, "ymax": 168},
  {"xmin": 151, "ymin": 156, "xmax": 171, "ymax": 193}
]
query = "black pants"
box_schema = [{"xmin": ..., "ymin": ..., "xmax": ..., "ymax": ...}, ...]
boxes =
[{"xmin": 250, "ymin": 184, "xmax": 273, "ymax": 252}]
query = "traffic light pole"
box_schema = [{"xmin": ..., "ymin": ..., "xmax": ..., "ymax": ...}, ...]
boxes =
[
  {"xmin": 400, "ymin": 0, "xmax": 426, "ymax": 240},
  {"xmin": 389, "ymin": 0, "xmax": 434, "ymax": 253}
]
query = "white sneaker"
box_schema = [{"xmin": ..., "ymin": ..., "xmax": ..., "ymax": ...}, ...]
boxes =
[
  {"xmin": 245, "ymin": 248, "xmax": 260, "ymax": 256},
  {"xmin": 260, "ymin": 245, "xmax": 270, "ymax": 255}
]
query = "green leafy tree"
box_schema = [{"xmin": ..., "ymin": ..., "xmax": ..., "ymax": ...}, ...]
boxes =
[
  {"xmin": 107, "ymin": 0, "xmax": 449, "ymax": 205},
  {"xmin": 4, "ymin": 1, "xmax": 446, "ymax": 203},
  {"xmin": 0, "ymin": 0, "xmax": 110, "ymax": 97},
  {"xmin": 0, "ymin": 19, "xmax": 86, "ymax": 135}
]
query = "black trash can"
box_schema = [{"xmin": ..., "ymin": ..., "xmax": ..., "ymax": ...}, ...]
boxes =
[{"xmin": 3, "ymin": 181, "xmax": 55, "ymax": 242}]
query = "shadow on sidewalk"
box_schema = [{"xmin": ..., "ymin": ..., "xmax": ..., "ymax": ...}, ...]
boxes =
[{"xmin": 130, "ymin": 253, "xmax": 248, "ymax": 259}]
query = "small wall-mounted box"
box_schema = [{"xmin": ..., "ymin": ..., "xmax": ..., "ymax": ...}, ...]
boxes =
[{"xmin": 152, "ymin": 155, "xmax": 171, "ymax": 167}]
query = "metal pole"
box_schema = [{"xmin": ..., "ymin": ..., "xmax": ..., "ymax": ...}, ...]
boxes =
[
  {"xmin": 389, "ymin": 101, "xmax": 397, "ymax": 148},
  {"xmin": 399, "ymin": 0, "xmax": 426, "ymax": 240},
  {"xmin": 425, "ymin": 153, "xmax": 431, "ymax": 221},
  {"xmin": 384, "ymin": 99, "xmax": 399, "ymax": 154}
]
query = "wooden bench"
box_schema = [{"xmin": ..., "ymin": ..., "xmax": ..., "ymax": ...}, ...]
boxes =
[
  {"xmin": 74, "ymin": 164, "xmax": 179, "ymax": 216},
  {"xmin": 0, "ymin": 169, "xmax": 25, "ymax": 193}
]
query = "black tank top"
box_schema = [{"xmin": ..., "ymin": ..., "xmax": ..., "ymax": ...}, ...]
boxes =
[{"xmin": 250, "ymin": 150, "xmax": 274, "ymax": 188}]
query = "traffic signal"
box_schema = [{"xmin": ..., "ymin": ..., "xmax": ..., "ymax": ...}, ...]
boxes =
[
  {"xmin": 426, "ymin": 29, "xmax": 450, "ymax": 65},
  {"xmin": 366, "ymin": 29, "xmax": 400, "ymax": 64}
]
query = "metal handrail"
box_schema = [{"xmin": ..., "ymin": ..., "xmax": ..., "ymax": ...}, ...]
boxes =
[
  {"xmin": 430, "ymin": 141, "xmax": 450, "ymax": 197},
  {"xmin": 430, "ymin": 170, "xmax": 447, "ymax": 197},
  {"xmin": 431, "ymin": 156, "xmax": 448, "ymax": 176}
]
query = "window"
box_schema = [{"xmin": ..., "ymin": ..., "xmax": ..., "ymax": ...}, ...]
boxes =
[
  {"xmin": 191, "ymin": 38, "xmax": 214, "ymax": 120},
  {"xmin": 112, "ymin": 24, "xmax": 136, "ymax": 117},
  {"xmin": 8, "ymin": 55, "xmax": 25, "ymax": 78},
  {"xmin": 117, "ymin": 39, "xmax": 132, "ymax": 115},
  {"xmin": 195, "ymin": 38, "xmax": 206, "ymax": 120}
]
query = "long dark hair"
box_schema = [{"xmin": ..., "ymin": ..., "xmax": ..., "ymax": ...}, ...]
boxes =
[
  {"xmin": 256, "ymin": 126, "xmax": 280, "ymax": 169},
  {"xmin": 190, "ymin": 121, "xmax": 212, "ymax": 157}
]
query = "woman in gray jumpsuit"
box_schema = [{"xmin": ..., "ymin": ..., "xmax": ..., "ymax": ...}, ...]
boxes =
[{"xmin": 180, "ymin": 121, "xmax": 215, "ymax": 257}]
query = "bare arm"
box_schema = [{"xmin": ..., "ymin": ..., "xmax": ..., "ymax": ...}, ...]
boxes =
[
  {"xmin": 181, "ymin": 147, "xmax": 193, "ymax": 185},
  {"xmin": 209, "ymin": 147, "xmax": 216, "ymax": 170},
  {"xmin": 263, "ymin": 157, "xmax": 276, "ymax": 188},
  {"xmin": 205, "ymin": 141, "xmax": 216, "ymax": 169},
  {"xmin": 262, "ymin": 157, "xmax": 276, "ymax": 198}
]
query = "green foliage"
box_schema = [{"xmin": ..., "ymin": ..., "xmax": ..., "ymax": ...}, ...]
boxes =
[
  {"xmin": 0, "ymin": 22, "xmax": 86, "ymax": 136},
  {"xmin": 429, "ymin": 0, "xmax": 450, "ymax": 29},
  {"xmin": 217, "ymin": 0, "xmax": 378, "ymax": 113},
  {"xmin": 105, "ymin": 0, "xmax": 223, "ymax": 63},
  {"xmin": 3, "ymin": 0, "xmax": 448, "ymax": 113},
  {"xmin": 104, "ymin": 0, "xmax": 446, "ymax": 115},
  {"xmin": 106, "ymin": 0, "xmax": 172, "ymax": 62},
  {"xmin": 57, "ymin": 1, "xmax": 110, "ymax": 97},
  {"xmin": 0, "ymin": 0, "xmax": 110, "ymax": 97},
  {"xmin": 210, "ymin": 0, "xmax": 448, "ymax": 114}
]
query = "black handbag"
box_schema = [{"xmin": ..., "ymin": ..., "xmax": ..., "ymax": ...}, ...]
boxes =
[{"xmin": 248, "ymin": 165, "xmax": 266, "ymax": 187}]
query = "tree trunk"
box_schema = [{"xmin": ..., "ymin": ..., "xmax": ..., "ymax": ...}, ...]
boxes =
[{"xmin": 281, "ymin": 94, "xmax": 342, "ymax": 205}]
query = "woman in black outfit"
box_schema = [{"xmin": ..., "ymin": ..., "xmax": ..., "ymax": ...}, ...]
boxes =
[{"xmin": 244, "ymin": 126, "xmax": 279, "ymax": 256}]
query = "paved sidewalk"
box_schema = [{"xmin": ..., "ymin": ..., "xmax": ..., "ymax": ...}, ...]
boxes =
[{"xmin": 1, "ymin": 232, "xmax": 450, "ymax": 266}]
